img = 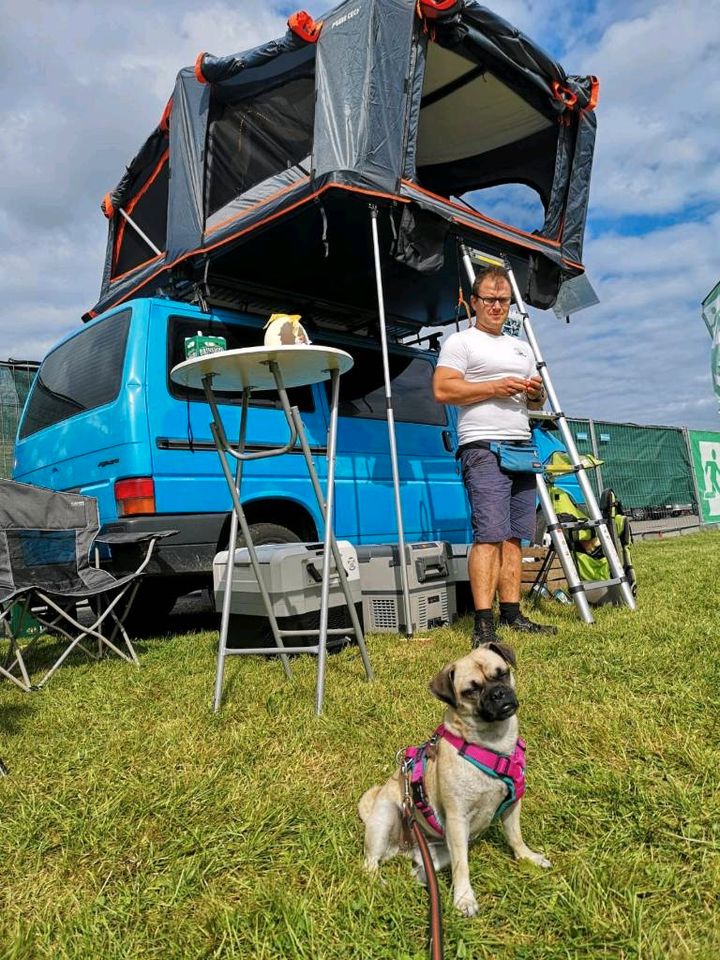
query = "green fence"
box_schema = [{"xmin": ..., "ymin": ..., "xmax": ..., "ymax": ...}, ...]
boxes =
[
  {"xmin": 0, "ymin": 361, "xmax": 38, "ymax": 479},
  {"xmin": 559, "ymin": 419, "xmax": 698, "ymax": 520}
]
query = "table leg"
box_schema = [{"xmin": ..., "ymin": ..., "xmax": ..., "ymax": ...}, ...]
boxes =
[
  {"xmin": 288, "ymin": 376, "xmax": 373, "ymax": 704},
  {"xmin": 204, "ymin": 379, "xmax": 293, "ymax": 713}
]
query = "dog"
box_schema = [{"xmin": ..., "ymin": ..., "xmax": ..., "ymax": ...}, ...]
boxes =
[{"xmin": 358, "ymin": 642, "xmax": 550, "ymax": 917}]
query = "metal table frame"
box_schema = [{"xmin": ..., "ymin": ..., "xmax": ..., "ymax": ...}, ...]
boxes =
[{"xmin": 171, "ymin": 345, "xmax": 373, "ymax": 714}]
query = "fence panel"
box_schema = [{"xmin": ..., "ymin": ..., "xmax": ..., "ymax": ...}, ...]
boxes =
[
  {"xmin": 591, "ymin": 422, "xmax": 697, "ymax": 519},
  {"xmin": 0, "ymin": 362, "xmax": 38, "ymax": 479}
]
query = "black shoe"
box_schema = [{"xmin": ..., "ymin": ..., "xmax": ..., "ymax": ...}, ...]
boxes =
[
  {"xmin": 472, "ymin": 618, "xmax": 499, "ymax": 648},
  {"xmin": 498, "ymin": 612, "xmax": 557, "ymax": 635}
]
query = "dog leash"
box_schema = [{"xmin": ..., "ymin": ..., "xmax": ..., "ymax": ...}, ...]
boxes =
[{"xmin": 401, "ymin": 757, "xmax": 444, "ymax": 960}]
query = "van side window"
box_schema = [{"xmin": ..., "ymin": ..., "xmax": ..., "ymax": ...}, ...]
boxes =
[
  {"xmin": 19, "ymin": 311, "xmax": 131, "ymax": 439},
  {"xmin": 328, "ymin": 345, "xmax": 447, "ymax": 425},
  {"xmin": 167, "ymin": 317, "xmax": 314, "ymax": 412}
]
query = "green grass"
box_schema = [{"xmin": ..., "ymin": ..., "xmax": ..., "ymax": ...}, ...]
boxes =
[{"xmin": 1, "ymin": 532, "xmax": 719, "ymax": 959}]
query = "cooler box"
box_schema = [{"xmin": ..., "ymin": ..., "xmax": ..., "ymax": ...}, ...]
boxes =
[
  {"xmin": 213, "ymin": 541, "xmax": 362, "ymax": 648},
  {"xmin": 356, "ymin": 541, "xmax": 456, "ymax": 633},
  {"xmin": 449, "ymin": 543, "xmax": 471, "ymax": 584},
  {"xmin": 448, "ymin": 543, "xmax": 473, "ymax": 615}
]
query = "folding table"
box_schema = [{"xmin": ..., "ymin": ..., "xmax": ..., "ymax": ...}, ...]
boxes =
[{"xmin": 170, "ymin": 345, "xmax": 373, "ymax": 713}]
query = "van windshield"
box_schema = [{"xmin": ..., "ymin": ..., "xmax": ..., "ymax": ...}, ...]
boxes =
[{"xmin": 19, "ymin": 311, "xmax": 131, "ymax": 439}]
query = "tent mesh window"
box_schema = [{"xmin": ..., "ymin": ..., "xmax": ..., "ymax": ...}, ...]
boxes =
[
  {"xmin": 0, "ymin": 362, "xmax": 38, "ymax": 479},
  {"xmin": 205, "ymin": 75, "xmax": 315, "ymax": 219},
  {"xmin": 112, "ymin": 158, "xmax": 169, "ymax": 278}
]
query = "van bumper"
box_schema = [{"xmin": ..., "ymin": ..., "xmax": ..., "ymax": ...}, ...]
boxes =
[{"xmin": 99, "ymin": 513, "xmax": 228, "ymax": 579}]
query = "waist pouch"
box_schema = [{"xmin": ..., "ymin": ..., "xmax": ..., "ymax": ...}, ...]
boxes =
[{"xmin": 457, "ymin": 439, "xmax": 544, "ymax": 474}]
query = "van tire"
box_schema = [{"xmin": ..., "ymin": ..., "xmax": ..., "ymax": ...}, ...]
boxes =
[
  {"xmin": 245, "ymin": 523, "xmax": 302, "ymax": 547},
  {"xmin": 244, "ymin": 522, "xmax": 303, "ymax": 547}
]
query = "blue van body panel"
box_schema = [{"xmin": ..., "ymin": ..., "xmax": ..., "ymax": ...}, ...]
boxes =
[
  {"xmin": 13, "ymin": 301, "xmax": 154, "ymax": 520},
  {"xmin": 13, "ymin": 296, "xmax": 474, "ymax": 583},
  {"xmin": 532, "ymin": 423, "xmax": 586, "ymax": 506}
]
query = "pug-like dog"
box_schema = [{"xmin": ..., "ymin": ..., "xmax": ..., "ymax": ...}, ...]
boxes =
[{"xmin": 358, "ymin": 643, "xmax": 550, "ymax": 917}]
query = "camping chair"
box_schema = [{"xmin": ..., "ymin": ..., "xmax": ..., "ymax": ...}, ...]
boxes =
[
  {"xmin": 0, "ymin": 479, "xmax": 176, "ymax": 692},
  {"xmin": 531, "ymin": 473, "xmax": 636, "ymax": 606}
]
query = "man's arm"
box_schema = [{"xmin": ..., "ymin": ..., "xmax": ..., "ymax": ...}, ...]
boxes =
[{"xmin": 433, "ymin": 365, "xmax": 529, "ymax": 406}]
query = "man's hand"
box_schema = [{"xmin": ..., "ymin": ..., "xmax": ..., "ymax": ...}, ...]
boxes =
[
  {"xmin": 525, "ymin": 375, "xmax": 546, "ymax": 407},
  {"xmin": 494, "ymin": 376, "xmax": 530, "ymax": 398}
]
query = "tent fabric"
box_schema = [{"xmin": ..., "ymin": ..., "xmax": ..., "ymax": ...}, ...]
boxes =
[{"xmin": 89, "ymin": 0, "xmax": 598, "ymax": 327}]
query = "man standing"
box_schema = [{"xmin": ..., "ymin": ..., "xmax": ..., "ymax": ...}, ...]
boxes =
[{"xmin": 433, "ymin": 265, "xmax": 556, "ymax": 646}]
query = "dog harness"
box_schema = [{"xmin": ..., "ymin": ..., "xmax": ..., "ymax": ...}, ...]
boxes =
[{"xmin": 403, "ymin": 724, "xmax": 526, "ymax": 839}]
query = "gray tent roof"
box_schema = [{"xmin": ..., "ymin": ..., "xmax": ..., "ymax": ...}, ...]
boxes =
[{"xmin": 88, "ymin": 0, "xmax": 599, "ymax": 331}]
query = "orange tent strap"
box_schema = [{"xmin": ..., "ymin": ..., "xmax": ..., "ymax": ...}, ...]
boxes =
[
  {"xmin": 587, "ymin": 76, "xmax": 600, "ymax": 111},
  {"xmin": 551, "ymin": 80, "xmax": 578, "ymax": 109},
  {"xmin": 417, "ymin": 0, "xmax": 460, "ymax": 18},
  {"xmin": 194, "ymin": 52, "xmax": 207, "ymax": 84},
  {"xmin": 457, "ymin": 286, "xmax": 472, "ymax": 322},
  {"xmin": 287, "ymin": 11, "xmax": 323, "ymax": 43},
  {"xmin": 158, "ymin": 96, "xmax": 173, "ymax": 134}
]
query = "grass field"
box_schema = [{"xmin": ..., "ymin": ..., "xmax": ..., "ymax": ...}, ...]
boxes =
[{"xmin": 1, "ymin": 531, "xmax": 719, "ymax": 959}]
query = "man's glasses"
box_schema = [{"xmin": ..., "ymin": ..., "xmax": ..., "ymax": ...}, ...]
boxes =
[{"xmin": 474, "ymin": 296, "xmax": 512, "ymax": 307}]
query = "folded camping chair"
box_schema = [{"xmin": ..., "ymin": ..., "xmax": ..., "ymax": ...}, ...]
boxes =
[
  {"xmin": 532, "ymin": 479, "xmax": 636, "ymax": 606},
  {"xmin": 0, "ymin": 479, "xmax": 176, "ymax": 691}
]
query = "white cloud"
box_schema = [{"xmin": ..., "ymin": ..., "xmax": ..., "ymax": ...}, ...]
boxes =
[
  {"xmin": 0, "ymin": 0, "xmax": 718, "ymax": 432},
  {"xmin": 568, "ymin": 1, "xmax": 720, "ymax": 217}
]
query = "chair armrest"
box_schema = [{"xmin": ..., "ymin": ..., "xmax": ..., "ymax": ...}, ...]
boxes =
[
  {"xmin": 93, "ymin": 530, "xmax": 178, "ymax": 573},
  {"xmin": 94, "ymin": 530, "xmax": 178, "ymax": 546}
]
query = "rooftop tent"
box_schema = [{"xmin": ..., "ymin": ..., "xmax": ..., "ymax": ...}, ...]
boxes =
[{"xmin": 89, "ymin": 0, "xmax": 599, "ymax": 330}]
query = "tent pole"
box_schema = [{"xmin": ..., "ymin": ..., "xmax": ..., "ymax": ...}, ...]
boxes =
[
  {"xmin": 118, "ymin": 207, "xmax": 162, "ymax": 257},
  {"xmin": 369, "ymin": 205, "xmax": 414, "ymax": 637}
]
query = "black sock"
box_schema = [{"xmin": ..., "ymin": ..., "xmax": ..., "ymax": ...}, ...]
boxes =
[
  {"xmin": 499, "ymin": 602, "xmax": 520, "ymax": 623},
  {"xmin": 474, "ymin": 609, "xmax": 494, "ymax": 630}
]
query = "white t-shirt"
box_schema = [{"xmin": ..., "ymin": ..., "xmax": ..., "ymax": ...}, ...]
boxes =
[{"xmin": 437, "ymin": 326, "xmax": 535, "ymax": 443}]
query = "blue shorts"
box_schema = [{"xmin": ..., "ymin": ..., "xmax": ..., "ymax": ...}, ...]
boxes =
[{"xmin": 460, "ymin": 446, "xmax": 536, "ymax": 543}]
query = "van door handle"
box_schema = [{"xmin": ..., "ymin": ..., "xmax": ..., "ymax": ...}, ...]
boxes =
[{"xmin": 442, "ymin": 430, "xmax": 454, "ymax": 453}]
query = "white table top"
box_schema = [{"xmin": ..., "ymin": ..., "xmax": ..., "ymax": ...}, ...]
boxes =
[{"xmin": 170, "ymin": 344, "xmax": 354, "ymax": 392}]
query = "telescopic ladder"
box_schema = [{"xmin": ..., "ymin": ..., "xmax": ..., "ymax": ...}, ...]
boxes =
[{"xmin": 459, "ymin": 244, "xmax": 637, "ymax": 624}]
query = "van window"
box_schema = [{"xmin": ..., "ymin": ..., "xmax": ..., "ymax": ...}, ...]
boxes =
[
  {"xmin": 328, "ymin": 345, "xmax": 446, "ymax": 425},
  {"xmin": 19, "ymin": 311, "xmax": 131, "ymax": 438},
  {"xmin": 168, "ymin": 316, "xmax": 314, "ymax": 412}
]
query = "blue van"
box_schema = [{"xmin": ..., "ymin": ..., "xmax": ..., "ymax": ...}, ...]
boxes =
[{"xmin": 13, "ymin": 297, "xmax": 470, "ymax": 618}]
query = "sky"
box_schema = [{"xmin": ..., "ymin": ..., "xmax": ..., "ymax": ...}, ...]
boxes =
[{"xmin": 1, "ymin": 0, "xmax": 719, "ymax": 430}]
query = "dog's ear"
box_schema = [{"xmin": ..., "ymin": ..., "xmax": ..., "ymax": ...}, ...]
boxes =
[
  {"xmin": 429, "ymin": 665, "xmax": 457, "ymax": 707},
  {"xmin": 484, "ymin": 641, "xmax": 516, "ymax": 668}
]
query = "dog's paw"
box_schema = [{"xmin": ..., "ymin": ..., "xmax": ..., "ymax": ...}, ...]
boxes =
[
  {"xmin": 517, "ymin": 849, "xmax": 552, "ymax": 869},
  {"xmin": 411, "ymin": 862, "xmax": 428, "ymax": 887},
  {"xmin": 363, "ymin": 858, "xmax": 380, "ymax": 873},
  {"xmin": 454, "ymin": 892, "xmax": 480, "ymax": 918}
]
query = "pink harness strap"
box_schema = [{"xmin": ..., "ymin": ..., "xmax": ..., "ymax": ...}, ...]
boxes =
[
  {"xmin": 403, "ymin": 726, "xmax": 526, "ymax": 839},
  {"xmin": 437, "ymin": 724, "xmax": 526, "ymax": 805}
]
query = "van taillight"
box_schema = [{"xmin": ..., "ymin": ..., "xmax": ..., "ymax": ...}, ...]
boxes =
[{"xmin": 115, "ymin": 477, "xmax": 156, "ymax": 516}]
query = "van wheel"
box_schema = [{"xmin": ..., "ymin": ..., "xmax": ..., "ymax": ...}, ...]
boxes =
[{"xmin": 240, "ymin": 522, "xmax": 303, "ymax": 547}]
